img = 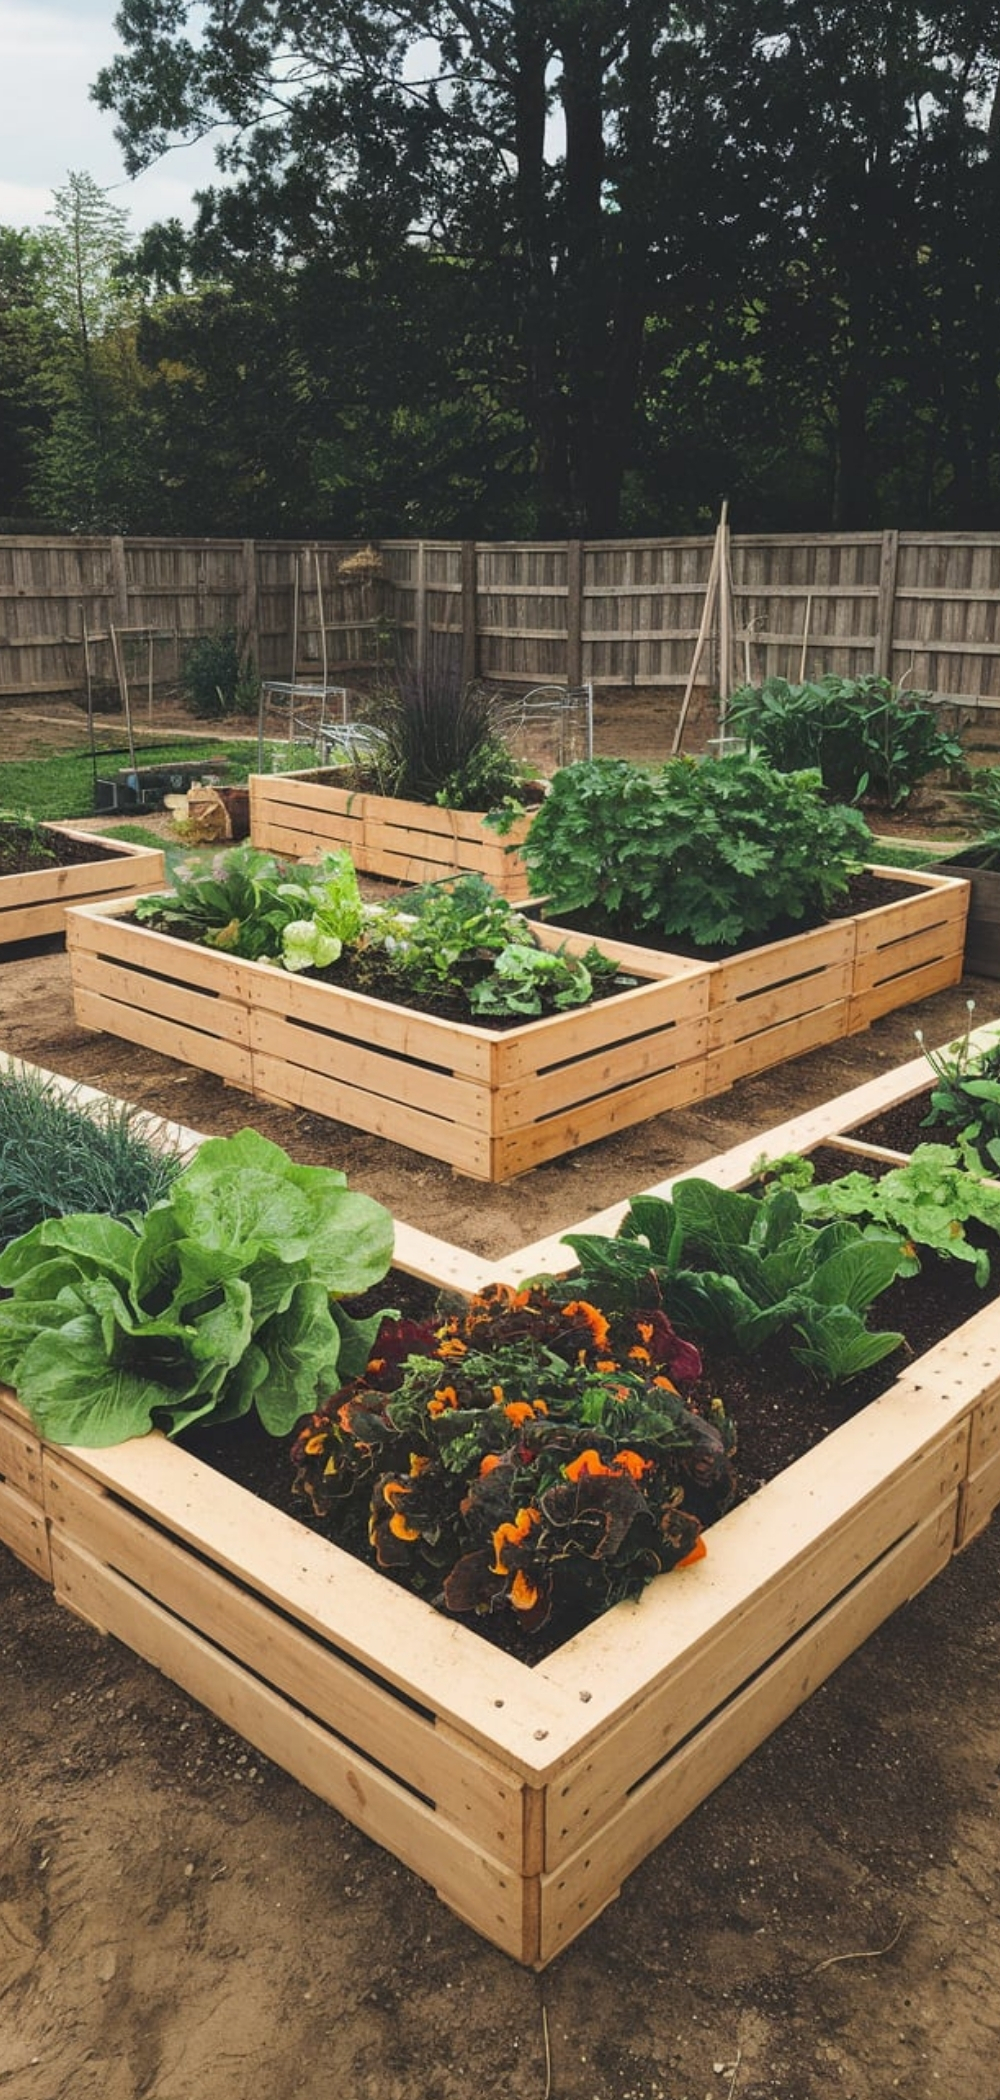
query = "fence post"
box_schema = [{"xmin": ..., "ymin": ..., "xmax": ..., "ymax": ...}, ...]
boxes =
[
  {"xmin": 874, "ymin": 529, "xmax": 899, "ymax": 680},
  {"xmin": 414, "ymin": 540, "xmax": 427, "ymax": 670},
  {"xmin": 241, "ymin": 539, "xmax": 259, "ymax": 670},
  {"xmin": 461, "ymin": 540, "xmax": 477, "ymax": 685},
  {"xmin": 566, "ymin": 539, "xmax": 583, "ymax": 685},
  {"xmin": 110, "ymin": 536, "xmax": 129, "ymax": 629}
]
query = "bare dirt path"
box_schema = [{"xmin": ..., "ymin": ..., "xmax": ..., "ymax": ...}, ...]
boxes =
[{"xmin": 1, "ymin": 699, "xmax": 998, "ymax": 2098}]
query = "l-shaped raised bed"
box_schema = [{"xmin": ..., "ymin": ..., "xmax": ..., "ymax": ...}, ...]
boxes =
[{"xmin": 1, "ymin": 1033, "xmax": 999, "ymax": 1965}]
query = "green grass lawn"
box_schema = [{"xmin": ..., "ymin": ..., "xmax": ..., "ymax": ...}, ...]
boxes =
[{"xmin": 2, "ymin": 740, "xmax": 314, "ymax": 822}]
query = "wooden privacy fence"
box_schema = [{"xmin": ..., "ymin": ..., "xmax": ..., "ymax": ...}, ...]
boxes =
[{"xmin": 3, "ymin": 529, "xmax": 1000, "ymax": 712}]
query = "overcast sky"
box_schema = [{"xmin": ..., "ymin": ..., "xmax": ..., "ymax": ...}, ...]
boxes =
[{"xmin": 0, "ymin": 0, "xmax": 221, "ymax": 235}]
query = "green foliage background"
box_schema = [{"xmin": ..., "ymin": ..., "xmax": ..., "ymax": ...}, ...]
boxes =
[{"xmin": 4, "ymin": 8, "xmax": 1000, "ymax": 538}]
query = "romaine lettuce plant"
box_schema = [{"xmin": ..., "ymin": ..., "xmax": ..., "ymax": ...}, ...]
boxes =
[{"xmin": 0, "ymin": 1128, "xmax": 394, "ymax": 1447}]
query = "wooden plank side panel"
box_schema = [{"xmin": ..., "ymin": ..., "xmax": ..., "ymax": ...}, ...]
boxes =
[
  {"xmin": 491, "ymin": 1056, "xmax": 709, "ymax": 1179},
  {"xmin": 249, "ymin": 1007, "xmax": 491, "ymax": 1129},
  {"xmin": 0, "ymin": 1480, "xmax": 50, "ymax": 1577},
  {"xmin": 536, "ymin": 1498, "xmax": 957, "ymax": 1964},
  {"xmin": 73, "ymin": 986, "xmax": 255, "ymax": 1088},
  {"xmin": 0, "ymin": 845, "xmax": 165, "ymax": 941},
  {"xmin": 706, "ymin": 921, "xmax": 855, "ymax": 1006},
  {"xmin": 847, "ymin": 950, "xmax": 964, "ymax": 1031},
  {"xmin": 541, "ymin": 1422, "xmax": 967, "ymax": 1865},
  {"xmin": 491, "ymin": 966, "xmax": 709, "ymax": 1086},
  {"xmin": 708, "ymin": 961, "xmax": 854, "ymax": 1053},
  {"xmin": 244, "ymin": 959, "xmax": 497, "ymax": 1080},
  {"xmin": 66, "ymin": 903, "xmax": 253, "ymax": 999},
  {"xmin": 852, "ymin": 915, "xmax": 967, "ymax": 995},
  {"xmin": 957, "ymin": 1449, "xmax": 1000, "ymax": 1547},
  {"xmin": 50, "ymin": 1535, "xmax": 534, "ymax": 1963},
  {"xmin": 360, "ymin": 821, "xmax": 530, "ymax": 898},
  {"xmin": 251, "ymin": 1050, "xmax": 492, "ymax": 1177},
  {"xmin": 498, "ymin": 1009, "xmax": 707, "ymax": 1124},
  {"xmin": 705, "ymin": 996, "xmax": 852, "ymax": 1091},
  {"xmin": 852, "ymin": 878, "xmax": 970, "ymax": 962},
  {"xmin": 46, "ymin": 1460, "xmax": 529, "ymax": 1868},
  {"xmin": 0, "ymin": 1399, "xmax": 44, "ymax": 1503}
]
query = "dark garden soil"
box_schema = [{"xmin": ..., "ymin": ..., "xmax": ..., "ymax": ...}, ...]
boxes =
[
  {"xmin": 0, "ymin": 817, "xmax": 127, "ymax": 876},
  {"xmin": 4, "ymin": 698, "xmax": 1000, "ymax": 2097}
]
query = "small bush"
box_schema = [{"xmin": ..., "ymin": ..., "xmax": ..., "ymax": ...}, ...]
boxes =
[
  {"xmin": 179, "ymin": 628, "xmax": 260, "ymax": 720},
  {"xmin": 726, "ymin": 674, "xmax": 964, "ymax": 808}
]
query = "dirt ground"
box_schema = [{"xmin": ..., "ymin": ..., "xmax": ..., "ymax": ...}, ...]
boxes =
[{"xmin": 2, "ymin": 697, "xmax": 999, "ymax": 2100}]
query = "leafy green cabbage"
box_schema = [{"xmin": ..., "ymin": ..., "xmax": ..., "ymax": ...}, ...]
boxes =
[{"xmin": 0, "ymin": 1128, "xmax": 394, "ymax": 1447}]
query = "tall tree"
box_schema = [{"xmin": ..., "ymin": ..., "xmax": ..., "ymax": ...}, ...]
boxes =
[
  {"xmin": 95, "ymin": 1, "xmax": 694, "ymax": 533},
  {"xmin": 28, "ymin": 172, "xmax": 154, "ymax": 528}
]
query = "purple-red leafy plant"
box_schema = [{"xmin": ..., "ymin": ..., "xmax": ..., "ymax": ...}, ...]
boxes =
[{"xmin": 292, "ymin": 1282, "xmax": 735, "ymax": 1645}]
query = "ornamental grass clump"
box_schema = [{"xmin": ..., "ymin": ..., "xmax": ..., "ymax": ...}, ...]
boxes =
[
  {"xmin": 354, "ymin": 639, "xmax": 525, "ymax": 811},
  {"xmin": 519, "ymin": 751, "xmax": 872, "ymax": 951},
  {"xmin": 293, "ymin": 1281, "xmax": 735, "ymax": 1642},
  {"xmin": 0, "ymin": 1064, "xmax": 182, "ymax": 1251}
]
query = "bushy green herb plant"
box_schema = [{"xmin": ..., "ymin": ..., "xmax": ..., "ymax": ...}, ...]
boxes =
[
  {"xmin": 520, "ymin": 753, "xmax": 872, "ymax": 950},
  {"xmin": 0, "ymin": 1066, "xmax": 182, "ymax": 1250},
  {"xmin": 560, "ymin": 1179, "xmax": 905, "ymax": 1383},
  {"xmin": 773, "ymin": 1142, "xmax": 1000, "ymax": 1286},
  {"xmin": 179, "ymin": 627, "xmax": 260, "ymax": 720},
  {"xmin": 387, "ymin": 874, "xmax": 622, "ymax": 1016},
  {"xmin": 725, "ymin": 675, "xmax": 964, "ymax": 808},
  {"xmin": 293, "ymin": 1281, "xmax": 731, "ymax": 1637},
  {"xmin": 0, "ymin": 1128, "xmax": 394, "ymax": 1446}
]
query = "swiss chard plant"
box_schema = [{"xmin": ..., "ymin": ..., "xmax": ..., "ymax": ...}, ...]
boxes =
[
  {"xmin": 560, "ymin": 1178, "xmax": 906, "ymax": 1383},
  {"xmin": 725, "ymin": 675, "xmax": 964, "ymax": 808},
  {"xmin": 292, "ymin": 1281, "xmax": 733, "ymax": 1637},
  {"xmin": 517, "ymin": 752, "xmax": 872, "ymax": 951},
  {"xmin": 0, "ymin": 1128, "xmax": 395, "ymax": 1447}
]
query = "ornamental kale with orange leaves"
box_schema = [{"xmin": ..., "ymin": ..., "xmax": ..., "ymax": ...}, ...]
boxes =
[{"xmin": 291, "ymin": 1283, "xmax": 736, "ymax": 1641}]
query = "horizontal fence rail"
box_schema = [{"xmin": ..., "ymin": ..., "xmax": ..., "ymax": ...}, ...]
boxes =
[{"xmin": 2, "ymin": 530, "xmax": 1000, "ymax": 714}]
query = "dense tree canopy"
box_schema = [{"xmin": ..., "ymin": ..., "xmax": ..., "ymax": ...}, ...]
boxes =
[{"xmin": 4, "ymin": 4, "xmax": 1000, "ymax": 536}]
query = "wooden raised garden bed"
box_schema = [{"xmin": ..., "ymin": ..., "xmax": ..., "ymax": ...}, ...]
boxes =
[
  {"xmin": 934, "ymin": 852, "xmax": 1000, "ymax": 979},
  {"xmin": 0, "ymin": 825, "xmax": 165, "ymax": 945},
  {"xmin": 2, "ymin": 1038, "xmax": 1000, "ymax": 1966},
  {"xmin": 65, "ymin": 897, "xmax": 712, "ymax": 1181},
  {"xmin": 248, "ymin": 768, "xmax": 536, "ymax": 900},
  {"xmin": 540, "ymin": 864, "xmax": 971, "ymax": 1091},
  {"xmin": 64, "ymin": 867, "xmax": 968, "ymax": 1185}
]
